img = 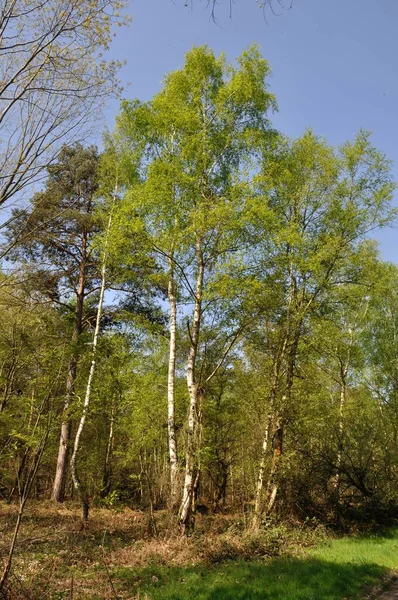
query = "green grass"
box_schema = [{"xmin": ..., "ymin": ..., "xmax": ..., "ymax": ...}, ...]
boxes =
[{"xmin": 114, "ymin": 528, "xmax": 398, "ymax": 600}]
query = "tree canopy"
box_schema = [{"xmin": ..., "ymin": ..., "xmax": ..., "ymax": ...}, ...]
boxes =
[{"xmin": 0, "ymin": 41, "xmax": 397, "ymax": 597}]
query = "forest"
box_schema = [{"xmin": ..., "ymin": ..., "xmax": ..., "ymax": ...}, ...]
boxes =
[{"xmin": 0, "ymin": 1, "xmax": 397, "ymax": 599}]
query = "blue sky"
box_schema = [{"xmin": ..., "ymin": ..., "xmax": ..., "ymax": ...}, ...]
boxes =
[{"xmin": 105, "ymin": 0, "xmax": 397, "ymax": 262}]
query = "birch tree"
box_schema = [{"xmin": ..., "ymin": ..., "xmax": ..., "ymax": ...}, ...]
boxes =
[
  {"xmin": 251, "ymin": 130, "xmax": 395, "ymax": 527},
  {"xmin": 116, "ymin": 44, "xmax": 276, "ymax": 532},
  {"xmin": 68, "ymin": 136, "xmax": 148, "ymax": 518},
  {"xmin": 310, "ymin": 272, "xmax": 376, "ymax": 495},
  {"xmin": 70, "ymin": 175, "xmax": 117, "ymax": 523}
]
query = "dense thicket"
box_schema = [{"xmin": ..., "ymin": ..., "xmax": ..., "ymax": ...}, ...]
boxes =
[{"xmin": 1, "ymin": 47, "xmax": 397, "ymax": 556}]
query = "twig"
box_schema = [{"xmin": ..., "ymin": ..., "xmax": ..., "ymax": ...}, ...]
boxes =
[{"xmin": 100, "ymin": 546, "xmax": 119, "ymax": 600}]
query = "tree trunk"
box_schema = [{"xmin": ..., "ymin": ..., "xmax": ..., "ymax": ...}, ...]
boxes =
[
  {"xmin": 334, "ymin": 362, "xmax": 348, "ymax": 493},
  {"xmin": 70, "ymin": 201, "xmax": 114, "ymax": 521},
  {"xmin": 101, "ymin": 396, "xmax": 116, "ymax": 497},
  {"xmin": 167, "ymin": 252, "xmax": 179, "ymax": 509},
  {"xmin": 0, "ymin": 402, "xmax": 49, "ymax": 594},
  {"xmin": 265, "ymin": 413, "xmax": 284, "ymax": 515},
  {"xmin": 51, "ymin": 236, "xmax": 86, "ymax": 502},
  {"xmin": 252, "ymin": 412, "xmax": 272, "ymax": 529},
  {"xmin": 213, "ymin": 458, "xmax": 229, "ymax": 513},
  {"xmin": 263, "ymin": 320, "xmax": 301, "ymax": 517},
  {"xmin": 178, "ymin": 238, "xmax": 204, "ymax": 535},
  {"xmin": 0, "ymin": 336, "xmax": 22, "ymax": 413},
  {"xmin": 252, "ymin": 334, "xmax": 288, "ymax": 530},
  {"xmin": 0, "ymin": 503, "xmax": 24, "ymax": 593}
]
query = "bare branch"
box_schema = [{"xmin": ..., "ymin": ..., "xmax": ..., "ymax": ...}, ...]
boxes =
[{"xmin": 0, "ymin": 0, "xmax": 129, "ymax": 208}]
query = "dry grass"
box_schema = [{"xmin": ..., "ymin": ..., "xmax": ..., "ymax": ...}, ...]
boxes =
[
  {"xmin": 0, "ymin": 501, "xmax": 149, "ymax": 599},
  {"xmin": 0, "ymin": 501, "xmax": 326, "ymax": 599}
]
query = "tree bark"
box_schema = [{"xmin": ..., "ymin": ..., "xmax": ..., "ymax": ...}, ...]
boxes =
[
  {"xmin": 266, "ymin": 317, "xmax": 301, "ymax": 513},
  {"xmin": 333, "ymin": 361, "xmax": 348, "ymax": 493},
  {"xmin": 252, "ymin": 411, "xmax": 272, "ymax": 529},
  {"xmin": 265, "ymin": 413, "xmax": 284, "ymax": 515},
  {"xmin": 252, "ymin": 332, "xmax": 288, "ymax": 530},
  {"xmin": 167, "ymin": 252, "xmax": 179, "ymax": 509},
  {"xmin": 51, "ymin": 233, "xmax": 86, "ymax": 502},
  {"xmin": 101, "ymin": 396, "xmax": 116, "ymax": 497},
  {"xmin": 178, "ymin": 237, "xmax": 204, "ymax": 535},
  {"xmin": 0, "ymin": 399, "xmax": 49, "ymax": 594},
  {"xmin": 70, "ymin": 203, "xmax": 113, "ymax": 522}
]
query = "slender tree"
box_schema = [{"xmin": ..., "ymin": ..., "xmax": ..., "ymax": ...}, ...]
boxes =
[
  {"xmin": 7, "ymin": 144, "xmax": 102, "ymax": 502},
  {"xmin": 251, "ymin": 131, "xmax": 395, "ymax": 527},
  {"xmin": 116, "ymin": 44, "xmax": 277, "ymax": 532},
  {"xmin": 70, "ymin": 141, "xmax": 128, "ymax": 521}
]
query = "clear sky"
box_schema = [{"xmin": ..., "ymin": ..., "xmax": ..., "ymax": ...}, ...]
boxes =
[{"xmin": 104, "ymin": 0, "xmax": 397, "ymax": 262}]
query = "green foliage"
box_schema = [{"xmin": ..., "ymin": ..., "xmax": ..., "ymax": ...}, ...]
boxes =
[
  {"xmin": 1, "ymin": 45, "xmax": 397, "ymax": 543},
  {"xmin": 0, "ymin": 273, "xmax": 67, "ymax": 498}
]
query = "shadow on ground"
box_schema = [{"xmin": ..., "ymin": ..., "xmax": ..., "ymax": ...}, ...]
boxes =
[
  {"xmin": 116, "ymin": 557, "xmax": 388, "ymax": 600},
  {"xmin": 1, "ymin": 504, "xmax": 396, "ymax": 599}
]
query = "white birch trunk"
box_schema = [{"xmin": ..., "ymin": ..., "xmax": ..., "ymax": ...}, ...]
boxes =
[
  {"xmin": 333, "ymin": 299, "xmax": 368, "ymax": 493},
  {"xmin": 252, "ymin": 412, "xmax": 272, "ymax": 530},
  {"xmin": 178, "ymin": 237, "xmax": 204, "ymax": 534},
  {"xmin": 102, "ymin": 394, "xmax": 116, "ymax": 496},
  {"xmin": 334, "ymin": 363, "xmax": 348, "ymax": 493},
  {"xmin": 70, "ymin": 191, "xmax": 116, "ymax": 521},
  {"xmin": 252, "ymin": 334, "xmax": 288, "ymax": 530},
  {"xmin": 263, "ymin": 262, "xmax": 300, "ymax": 519},
  {"xmin": 167, "ymin": 253, "xmax": 179, "ymax": 508}
]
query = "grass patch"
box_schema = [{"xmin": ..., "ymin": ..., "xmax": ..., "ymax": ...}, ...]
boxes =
[
  {"xmin": 1, "ymin": 502, "xmax": 397, "ymax": 599},
  {"xmin": 114, "ymin": 528, "xmax": 398, "ymax": 600}
]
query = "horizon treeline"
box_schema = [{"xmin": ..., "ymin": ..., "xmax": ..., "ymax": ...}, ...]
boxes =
[{"xmin": 1, "ymin": 45, "xmax": 398, "ymax": 537}]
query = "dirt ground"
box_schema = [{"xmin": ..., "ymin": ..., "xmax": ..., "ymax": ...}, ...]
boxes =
[{"xmin": 0, "ymin": 501, "xmax": 308, "ymax": 599}]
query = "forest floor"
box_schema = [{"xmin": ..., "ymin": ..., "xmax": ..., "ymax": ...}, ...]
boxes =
[
  {"xmin": 0, "ymin": 501, "xmax": 397, "ymax": 599},
  {"xmin": 370, "ymin": 578, "xmax": 398, "ymax": 600}
]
